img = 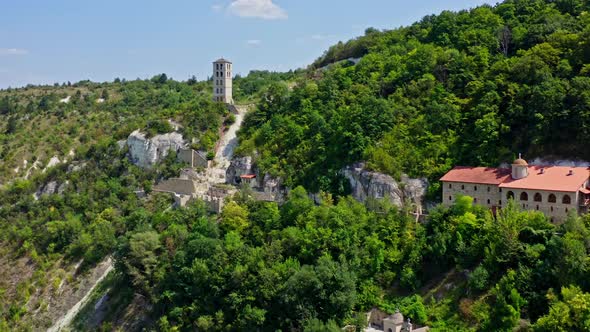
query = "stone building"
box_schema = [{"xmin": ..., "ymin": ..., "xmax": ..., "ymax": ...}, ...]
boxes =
[
  {"xmin": 178, "ymin": 148, "xmax": 208, "ymax": 169},
  {"xmin": 213, "ymin": 58, "xmax": 233, "ymax": 104},
  {"xmin": 441, "ymin": 156, "xmax": 590, "ymax": 222},
  {"xmin": 365, "ymin": 309, "xmax": 429, "ymax": 332}
]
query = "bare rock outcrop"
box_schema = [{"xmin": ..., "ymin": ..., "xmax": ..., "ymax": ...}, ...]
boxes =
[
  {"xmin": 126, "ymin": 130, "xmax": 187, "ymax": 169},
  {"xmin": 35, "ymin": 180, "xmax": 69, "ymax": 200},
  {"xmin": 342, "ymin": 163, "xmax": 428, "ymax": 210},
  {"xmin": 226, "ymin": 156, "xmax": 254, "ymax": 185}
]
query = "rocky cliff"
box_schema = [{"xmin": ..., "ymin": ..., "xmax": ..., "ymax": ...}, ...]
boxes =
[
  {"xmin": 226, "ymin": 156, "xmax": 254, "ymax": 184},
  {"xmin": 228, "ymin": 158, "xmax": 427, "ymax": 210},
  {"xmin": 342, "ymin": 163, "xmax": 428, "ymax": 211},
  {"xmin": 226, "ymin": 156, "xmax": 288, "ymax": 202},
  {"xmin": 126, "ymin": 130, "xmax": 187, "ymax": 169}
]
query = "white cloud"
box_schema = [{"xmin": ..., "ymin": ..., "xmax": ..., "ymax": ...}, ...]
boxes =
[
  {"xmin": 246, "ymin": 39, "xmax": 262, "ymax": 47},
  {"xmin": 311, "ymin": 34, "xmax": 335, "ymax": 40},
  {"xmin": 228, "ymin": 0, "xmax": 287, "ymax": 20},
  {"xmin": 0, "ymin": 48, "xmax": 28, "ymax": 56}
]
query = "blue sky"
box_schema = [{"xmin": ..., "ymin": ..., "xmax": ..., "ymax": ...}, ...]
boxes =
[{"xmin": 0, "ymin": 0, "xmax": 495, "ymax": 88}]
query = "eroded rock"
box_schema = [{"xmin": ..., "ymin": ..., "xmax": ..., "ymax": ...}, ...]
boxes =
[
  {"xmin": 126, "ymin": 130, "xmax": 187, "ymax": 169},
  {"xmin": 342, "ymin": 163, "xmax": 428, "ymax": 210}
]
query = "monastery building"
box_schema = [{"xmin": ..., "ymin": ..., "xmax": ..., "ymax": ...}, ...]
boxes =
[{"xmin": 441, "ymin": 156, "xmax": 590, "ymax": 222}]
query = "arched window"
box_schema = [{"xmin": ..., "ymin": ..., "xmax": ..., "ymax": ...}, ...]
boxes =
[
  {"xmin": 507, "ymin": 191, "xmax": 515, "ymax": 200},
  {"xmin": 534, "ymin": 193, "xmax": 542, "ymax": 202},
  {"xmin": 520, "ymin": 192, "xmax": 528, "ymax": 201},
  {"xmin": 563, "ymin": 195, "xmax": 571, "ymax": 204},
  {"xmin": 548, "ymin": 194, "xmax": 557, "ymax": 203}
]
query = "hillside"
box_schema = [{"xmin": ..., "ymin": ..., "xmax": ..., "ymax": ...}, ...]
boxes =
[
  {"xmin": 237, "ymin": 0, "xmax": 590, "ymax": 199},
  {"xmin": 2, "ymin": 0, "xmax": 590, "ymax": 331},
  {"xmin": 0, "ymin": 72, "xmax": 297, "ymax": 330}
]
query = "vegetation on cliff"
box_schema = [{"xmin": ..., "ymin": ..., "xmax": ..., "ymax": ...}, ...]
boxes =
[
  {"xmin": 238, "ymin": 0, "xmax": 590, "ymax": 198},
  {"xmin": 2, "ymin": 0, "xmax": 590, "ymax": 331}
]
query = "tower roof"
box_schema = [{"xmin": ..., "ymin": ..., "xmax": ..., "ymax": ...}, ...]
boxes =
[
  {"xmin": 513, "ymin": 153, "xmax": 528, "ymax": 165},
  {"xmin": 214, "ymin": 58, "xmax": 232, "ymax": 64}
]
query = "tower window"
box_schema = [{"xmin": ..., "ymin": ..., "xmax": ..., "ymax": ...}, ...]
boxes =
[
  {"xmin": 487, "ymin": 186, "xmax": 491, "ymax": 192},
  {"xmin": 487, "ymin": 199, "xmax": 490, "ymax": 204},
  {"xmin": 461, "ymin": 185, "xmax": 465, "ymax": 190},
  {"xmin": 474, "ymin": 186, "xmax": 477, "ymax": 191},
  {"xmin": 448, "ymin": 183, "xmax": 451, "ymax": 189},
  {"xmin": 449, "ymin": 196, "xmax": 452, "ymax": 201},
  {"xmin": 474, "ymin": 198, "xmax": 477, "ymax": 203}
]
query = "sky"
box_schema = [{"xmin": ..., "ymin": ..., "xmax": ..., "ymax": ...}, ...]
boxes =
[{"xmin": 0, "ymin": 0, "xmax": 496, "ymax": 88}]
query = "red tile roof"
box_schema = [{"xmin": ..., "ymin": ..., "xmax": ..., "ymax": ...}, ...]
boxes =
[
  {"xmin": 440, "ymin": 167, "xmax": 511, "ymax": 185},
  {"xmin": 441, "ymin": 165, "xmax": 590, "ymax": 193},
  {"xmin": 500, "ymin": 166, "xmax": 590, "ymax": 192}
]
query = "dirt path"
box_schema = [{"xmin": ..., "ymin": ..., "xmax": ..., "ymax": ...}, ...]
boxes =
[
  {"xmin": 47, "ymin": 258, "xmax": 114, "ymax": 332},
  {"xmin": 207, "ymin": 105, "xmax": 249, "ymax": 184}
]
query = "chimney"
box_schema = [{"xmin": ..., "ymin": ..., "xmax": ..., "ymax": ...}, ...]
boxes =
[
  {"xmin": 569, "ymin": 169, "xmax": 574, "ymax": 176},
  {"xmin": 540, "ymin": 168, "xmax": 545, "ymax": 174}
]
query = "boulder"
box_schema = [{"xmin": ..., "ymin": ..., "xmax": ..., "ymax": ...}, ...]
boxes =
[{"xmin": 126, "ymin": 130, "xmax": 187, "ymax": 169}]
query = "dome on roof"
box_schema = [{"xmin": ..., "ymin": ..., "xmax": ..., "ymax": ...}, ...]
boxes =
[
  {"xmin": 513, "ymin": 158, "xmax": 528, "ymax": 165},
  {"xmin": 214, "ymin": 58, "xmax": 232, "ymax": 63}
]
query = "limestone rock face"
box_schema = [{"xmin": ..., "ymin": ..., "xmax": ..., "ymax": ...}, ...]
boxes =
[
  {"xmin": 260, "ymin": 173, "xmax": 287, "ymax": 203},
  {"xmin": 226, "ymin": 156, "xmax": 254, "ymax": 185},
  {"xmin": 126, "ymin": 130, "xmax": 187, "ymax": 169},
  {"xmin": 35, "ymin": 180, "xmax": 69, "ymax": 199},
  {"xmin": 342, "ymin": 163, "xmax": 428, "ymax": 210}
]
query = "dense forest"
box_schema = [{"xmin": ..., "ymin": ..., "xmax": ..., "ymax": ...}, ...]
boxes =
[
  {"xmin": 1, "ymin": 0, "xmax": 590, "ymax": 331},
  {"xmin": 237, "ymin": 0, "xmax": 590, "ymax": 198}
]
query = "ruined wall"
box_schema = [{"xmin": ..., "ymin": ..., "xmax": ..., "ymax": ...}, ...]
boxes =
[{"xmin": 178, "ymin": 149, "xmax": 208, "ymax": 169}]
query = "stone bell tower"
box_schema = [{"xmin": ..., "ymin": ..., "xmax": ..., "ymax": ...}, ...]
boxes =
[{"xmin": 212, "ymin": 58, "xmax": 233, "ymax": 104}]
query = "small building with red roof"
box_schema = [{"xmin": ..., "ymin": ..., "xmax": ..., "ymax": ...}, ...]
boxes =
[{"xmin": 441, "ymin": 156, "xmax": 590, "ymax": 222}]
